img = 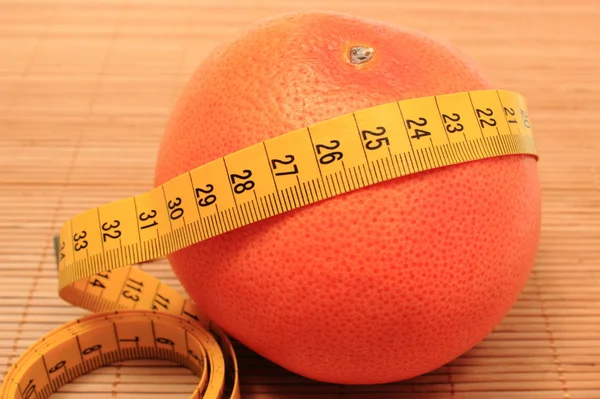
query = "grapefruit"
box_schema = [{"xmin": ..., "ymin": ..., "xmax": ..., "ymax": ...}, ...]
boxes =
[{"xmin": 154, "ymin": 11, "xmax": 541, "ymax": 384}]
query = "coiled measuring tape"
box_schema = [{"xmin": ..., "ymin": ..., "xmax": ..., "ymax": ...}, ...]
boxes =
[{"xmin": 1, "ymin": 89, "xmax": 538, "ymax": 399}]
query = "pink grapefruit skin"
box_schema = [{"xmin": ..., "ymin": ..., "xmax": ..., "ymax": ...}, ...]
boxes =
[{"xmin": 154, "ymin": 11, "xmax": 541, "ymax": 385}]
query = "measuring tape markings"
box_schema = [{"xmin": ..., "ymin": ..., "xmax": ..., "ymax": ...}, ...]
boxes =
[
  {"xmin": 57, "ymin": 88, "xmax": 535, "ymax": 287},
  {"xmin": 1, "ymin": 88, "xmax": 537, "ymax": 399},
  {"xmin": 5, "ymin": 244, "xmax": 240, "ymax": 399}
]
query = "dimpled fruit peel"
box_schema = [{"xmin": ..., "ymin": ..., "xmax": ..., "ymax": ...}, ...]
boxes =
[{"xmin": 154, "ymin": 11, "xmax": 541, "ymax": 385}]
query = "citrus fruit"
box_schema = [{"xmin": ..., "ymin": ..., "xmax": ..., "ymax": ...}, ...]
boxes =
[{"xmin": 154, "ymin": 11, "xmax": 541, "ymax": 384}]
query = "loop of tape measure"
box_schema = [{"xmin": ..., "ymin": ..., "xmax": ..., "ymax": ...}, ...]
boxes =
[{"xmin": 1, "ymin": 89, "xmax": 538, "ymax": 398}]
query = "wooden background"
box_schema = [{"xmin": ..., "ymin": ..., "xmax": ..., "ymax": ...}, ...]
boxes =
[{"xmin": 1, "ymin": 0, "xmax": 599, "ymax": 398}]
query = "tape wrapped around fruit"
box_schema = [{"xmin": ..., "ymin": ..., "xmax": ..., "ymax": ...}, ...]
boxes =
[{"xmin": 154, "ymin": 11, "xmax": 541, "ymax": 385}]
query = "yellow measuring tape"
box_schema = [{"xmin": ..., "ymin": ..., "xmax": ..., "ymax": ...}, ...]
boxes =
[{"xmin": 1, "ymin": 89, "xmax": 537, "ymax": 398}]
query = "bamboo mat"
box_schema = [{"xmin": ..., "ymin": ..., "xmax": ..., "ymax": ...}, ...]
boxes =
[{"xmin": 1, "ymin": 0, "xmax": 599, "ymax": 398}]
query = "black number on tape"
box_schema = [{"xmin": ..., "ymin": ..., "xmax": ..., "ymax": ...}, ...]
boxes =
[
  {"xmin": 476, "ymin": 108, "xmax": 497, "ymax": 128},
  {"xmin": 167, "ymin": 198, "xmax": 184, "ymax": 220},
  {"xmin": 195, "ymin": 184, "xmax": 217, "ymax": 207},
  {"xmin": 22, "ymin": 379, "xmax": 35, "ymax": 399},
  {"xmin": 183, "ymin": 310, "xmax": 199, "ymax": 322},
  {"xmin": 73, "ymin": 230, "xmax": 88, "ymax": 251},
  {"xmin": 89, "ymin": 278, "xmax": 106, "ymax": 289},
  {"xmin": 503, "ymin": 107, "xmax": 518, "ymax": 124},
  {"xmin": 82, "ymin": 344, "xmax": 101, "ymax": 355},
  {"xmin": 271, "ymin": 155, "xmax": 299, "ymax": 176},
  {"xmin": 139, "ymin": 210, "xmax": 158, "ymax": 230},
  {"xmin": 156, "ymin": 337, "xmax": 175, "ymax": 346},
  {"xmin": 101, "ymin": 219, "xmax": 122, "ymax": 241},
  {"xmin": 442, "ymin": 113, "xmax": 464, "ymax": 133},
  {"xmin": 316, "ymin": 140, "xmax": 343, "ymax": 164},
  {"xmin": 153, "ymin": 293, "xmax": 170, "ymax": 310},
  {"xmin": 123, "ymin": 277, "xmax": 143, "ymax": 302},
  {"xmin": 230, "ymin": 170, "xmax": 255, "ymax": 194},
  {"xmin": 122, "ymin": 291, "xmax": 139, "ymax": 302},
  {"xmin": 361, "ymin": 127, "xmax": 389, "ymax": 150},
  {"xmin": 406, "ymin": 118, "xmax": 431, "ymax": 139},
  {"xmin": 126, "ymin": 277, "xmax": 143, "ymax": 291},
  {"xmin": 48, "ymin": 360, "xmax": 66, "ymax": 373},
  {"xmin": 59, "ymin": 241, "xmax": 66, "ymax": 262}
]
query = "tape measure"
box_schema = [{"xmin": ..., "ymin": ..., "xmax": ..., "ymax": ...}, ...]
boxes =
[{"xmin": 1, "ymin": 89, "xmax": 537, "ymax": 399}]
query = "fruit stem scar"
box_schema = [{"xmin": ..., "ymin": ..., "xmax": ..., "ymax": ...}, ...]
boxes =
[{"xmin": 350, "ymin": 46, "xmax": 374, "ymax": 64}]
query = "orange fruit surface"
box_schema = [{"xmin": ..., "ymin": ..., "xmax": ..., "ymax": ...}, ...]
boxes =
[{"xmin": 154, "ymin": 11, "xmax": 541, "ymax": 384}]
